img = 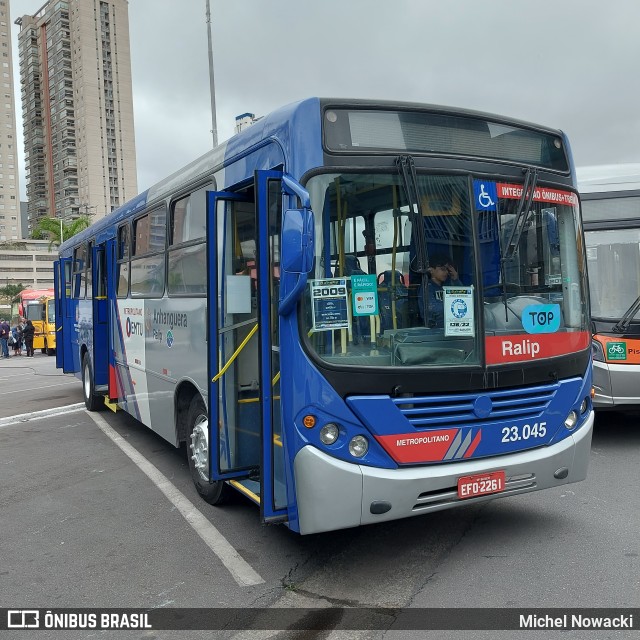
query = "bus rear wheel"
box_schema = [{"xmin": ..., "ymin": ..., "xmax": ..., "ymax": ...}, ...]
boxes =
[
  {"xmin": 186, "ymin": 396, "xmax": 231, "ymax": 505},
  {"xmin": 82, "ymin": 354, "xmax": 102, "ymax": 412}
]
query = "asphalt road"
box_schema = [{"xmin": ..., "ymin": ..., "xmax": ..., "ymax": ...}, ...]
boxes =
[
  {"xmin": 0, "ymin": 358, "xmax": 638, "ymax": 639},
  {"xmin": 0, "ymin": 351, "xmax": 83, "ymax": 418}
]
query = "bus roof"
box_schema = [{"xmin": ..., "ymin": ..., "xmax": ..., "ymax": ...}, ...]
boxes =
[
  {"xmin": 20, "ymin": 288, "xmax": 55, "ymax": 301},
  {"xmin": 577, "ymin": 163, "xmax": 640, "ymax": 194},
  {"xmin": 59, "ymin": 97, "xmax": 570, "ymax": 255}
]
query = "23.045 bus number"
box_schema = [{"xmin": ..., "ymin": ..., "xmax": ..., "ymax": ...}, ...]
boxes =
[{"xmin": 501, "ymin": 422, "xmax": 547, "ymax": 443}]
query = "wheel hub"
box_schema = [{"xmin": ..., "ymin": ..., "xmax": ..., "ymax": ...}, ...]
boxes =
[
  {"xmin": 189, "ymin": 415, "xmax": 209, "ymax": 482},
  {"xmin": 83, "ymin": 363, "xmax": 91, "ymax": 399}
]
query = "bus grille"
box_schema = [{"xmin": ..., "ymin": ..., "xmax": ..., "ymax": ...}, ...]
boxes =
[{"xmin": 392, "ymin": 382, "xmax": 559, "ymax": 429}]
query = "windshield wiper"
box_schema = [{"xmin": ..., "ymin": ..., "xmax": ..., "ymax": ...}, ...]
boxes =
[
  {"xmin": 396, "ymin": 155, "xmax": 430, "ymax": 325},
  {"xmin": 501, "ymin": 168, "xmax": 538, "ymax": 262},
  {"xmin": 396, "ymin": 155, "xmax": 429, "ymax": 273},
  {"xmin": 611, "ymin": 294, "xmax": 640, "ymax": 333},
  {"xmin": 498, "ymin": 168, "xmax": 538, "ymax": 321}
]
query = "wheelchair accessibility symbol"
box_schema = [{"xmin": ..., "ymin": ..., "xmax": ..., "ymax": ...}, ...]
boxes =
[{"xmin": 473, "ymin": 180, "xmax": 497, "ymax": 211}]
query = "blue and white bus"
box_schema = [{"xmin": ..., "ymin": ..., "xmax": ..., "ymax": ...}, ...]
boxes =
[{"xmin": 55, "ymin": 98, "xmax": 593, "ymax": 534}]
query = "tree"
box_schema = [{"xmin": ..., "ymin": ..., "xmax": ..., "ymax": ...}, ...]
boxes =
[
  {"xmin": 32, "ymin": 215, "xmax": 92, "ymax": 250},
  {"xmin": 0, "ymin": 283, "xmax": 26, "ymax": 307},
  {"xmin": 0, "ymin": 241, "xmax": 27, "ymax": 250}
]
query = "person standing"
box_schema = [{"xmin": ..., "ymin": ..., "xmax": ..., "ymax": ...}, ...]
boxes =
[
  {"xmin": 20, "ymin": 318, "xmax": 27, "ymax": 355},
  {"xmin": 11, "ymin": 323, "xmax": 22, "ymax": 356},
  {"xmin": 22, "ymin": 319, "xmax": 35, "ymax": 357},
  {"xmin": 0, "ymin": 318, "xmax": 10, "ymax": 358}
]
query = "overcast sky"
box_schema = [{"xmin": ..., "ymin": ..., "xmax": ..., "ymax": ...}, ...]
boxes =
[{"xmin": 9, "ymin": 0, "xmax": 640, "ymax": 200}]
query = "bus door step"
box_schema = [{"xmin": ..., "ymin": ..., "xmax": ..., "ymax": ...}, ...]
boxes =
[
  {"xmin": 103, "ymin": 395, "xmax": 119, "ymax": 413},
  {"xmin": 229, "ymin": 478, "xmax": 261, "ymax": 505}
]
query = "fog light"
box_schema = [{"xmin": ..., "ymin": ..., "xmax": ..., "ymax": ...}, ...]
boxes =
[
  {"xmin": 348, "ymin": 435, "xmax": 368, "ymax": 458},
  {"xmin": 580, "ymin": 397, "xmax": 589, "ymax": 414},
  {"xmin": 319, "ymin": 423, "xmax": 339, "ymax": 445},
  {"xmin": 564, "ymin": 410, "xmax": 578, "ymax": 430}
]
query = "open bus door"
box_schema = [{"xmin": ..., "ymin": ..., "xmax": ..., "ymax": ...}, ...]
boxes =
[
  {"xmin": 105, "ymin": 238, "xmax": 119, "ymax": 402},
  {"xmin": 206, "ymin": 177, "xmax": 289, "ymax": 524},
  {"xmin": 54, "ymin": 257, "xmax": 74, "ymax": 373},
  {"xmin": 205, "ymin": 172, "xmax": 311, "ymax": 525},
  {"xmin": 206, "ymin": 191, "xmax": 258, "ymax": 491},
  {"xmin": 92, "ymin": 243, "xmax": 109, "ymax": 395}
]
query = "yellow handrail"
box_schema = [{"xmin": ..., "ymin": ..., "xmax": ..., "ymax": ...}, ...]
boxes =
[{"xmin": 211, "ymin": 322, "xmax": 258, "ymax": 382}]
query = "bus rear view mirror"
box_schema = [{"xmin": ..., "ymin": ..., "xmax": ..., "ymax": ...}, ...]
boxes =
[{"xmin": 281, "ymin": 208, "xmax": 314, "ymax": 274}]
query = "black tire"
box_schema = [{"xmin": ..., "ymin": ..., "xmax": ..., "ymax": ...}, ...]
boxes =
[
  {"xmin": 45, "ymin": 340, "xmax": 55, "ymax": 356},
  {"xmin": 186, "ymin": 395, "xmax": 231, "ymax": 505},
  {"xmin": 82, "ymin": 353, "xmax": 102, "ymax": 411}
]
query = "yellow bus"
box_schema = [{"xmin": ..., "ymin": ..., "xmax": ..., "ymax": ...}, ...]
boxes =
[{"xmin": 25, "ymin": 296, "xmax": 56, "ymax": 355}]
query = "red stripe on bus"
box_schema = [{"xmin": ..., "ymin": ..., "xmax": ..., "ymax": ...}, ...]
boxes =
[{"xmin": 463, "ymin": 431, "xmax": 482, "ymax": 459}]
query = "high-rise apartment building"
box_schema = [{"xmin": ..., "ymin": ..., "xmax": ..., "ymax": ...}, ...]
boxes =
[
  {"xmin": 0, "ymin": 0, "xmax": 21, "ymax": 241},
  {"xmin": 16, "ymin": 0, "xmax": 137, "ymax": 236}
]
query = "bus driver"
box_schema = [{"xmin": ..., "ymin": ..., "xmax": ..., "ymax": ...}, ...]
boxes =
[{"xmin": 418, "ymin": 253, "xmax": 462, "ymax": 328}]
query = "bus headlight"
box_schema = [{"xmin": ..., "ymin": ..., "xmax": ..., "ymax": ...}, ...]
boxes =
[
  {"xmin": 591, "ymin": 339, "xmax": 605, "ymax": 362},
  {"xmin": 564, "ymin": 410, "xmax": 578, "ymax": 430},
  {"xmin": 319, "ymin": 423, "xmax": 339, "ymax": 445},
  {"xmin": 580, "ymin": 397, "xmax": 589, "ymax": 414},
  {"xmin": 348, "ymin": 435, "xmax": 368, "ymax": 458}
]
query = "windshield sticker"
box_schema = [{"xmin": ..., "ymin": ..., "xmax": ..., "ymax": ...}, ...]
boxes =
[
  {"xmin": 496, "ymin": 183, "xmax": 578, "ymax": 206},
  {"xmin": 351, "ymin": 274, "xmax": 378, "ymax": 316},
  {"xmin": 310, "ymin": 278, "xmax": 349, "ymax": 331},
  {"xmin": 473, "ymin": 180, "xmax": 497, "ymax": 211},
  {"xmin": 444, "ymin": 286, "xmax": 475, "ymax": 337},
  {"xmin": 522, "ymin": 304, "xmax": 561, "ymax": 334}
]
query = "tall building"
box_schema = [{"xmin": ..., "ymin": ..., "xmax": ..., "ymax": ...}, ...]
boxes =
[
  {"xmin": 0, "ymin": 0, "xmax": 21, "ymax": 241},
  {"xmin": 16, "ymin": 0, "xmax": 137, "ymax": 237}
]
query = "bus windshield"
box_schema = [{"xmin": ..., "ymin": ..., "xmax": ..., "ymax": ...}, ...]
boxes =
[
  {"xmin": 304, "ymin": 171, "xmax": 587, "ymax": 367},
  {"xmin": 585, "ymin": 227, "xmax": 640, "ymax": 320},
  {"xmin": 26, "ymin": 302, "xmax": 43, "ymax": 322}
]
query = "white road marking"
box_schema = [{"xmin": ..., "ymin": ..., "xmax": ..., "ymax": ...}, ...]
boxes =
[
  {"xmin": 0, "ymin": 403, "xmax": 85, "ymax": 427},
  {"xmin": 85, "ymin": 411, "xmax": 265, "ymax": 587}
]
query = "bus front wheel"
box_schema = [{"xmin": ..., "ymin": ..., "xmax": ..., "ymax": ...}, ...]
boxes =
[
  {"xmin": 186, "ymin": 396, "xmax": 231, "ymax": 505},
  {"xmin": 82, "ymin": 354, "xmax": 102, "ymax": 412}
]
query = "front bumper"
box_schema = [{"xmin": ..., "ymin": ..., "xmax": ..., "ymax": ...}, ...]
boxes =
[{"xmin": 294, "ymin": 412, "xmax": 594, "ymax": 534}]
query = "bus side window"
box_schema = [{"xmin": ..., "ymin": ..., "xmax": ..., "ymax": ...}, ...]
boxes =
[
  {"xmin": 72, "ymin": 244, "xmax": 87, "ymax": 298},
  {"xmin": 86, "ymin": 240, "xmax": 93, "ymax": 299},
  {"xmin": 96, "ymin": 246, "xmax": 107, "ymax": 298},
  {"xmin": 168, "ymin": 190, "xmax": 208, "ymax": 295},
  {"xmin": 130, "ymin": 208, "xmax": 166, "ymax": 297},
  {"xmin": 117, "ymin": 223, "xmax": 130, "ymax": 298}
]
